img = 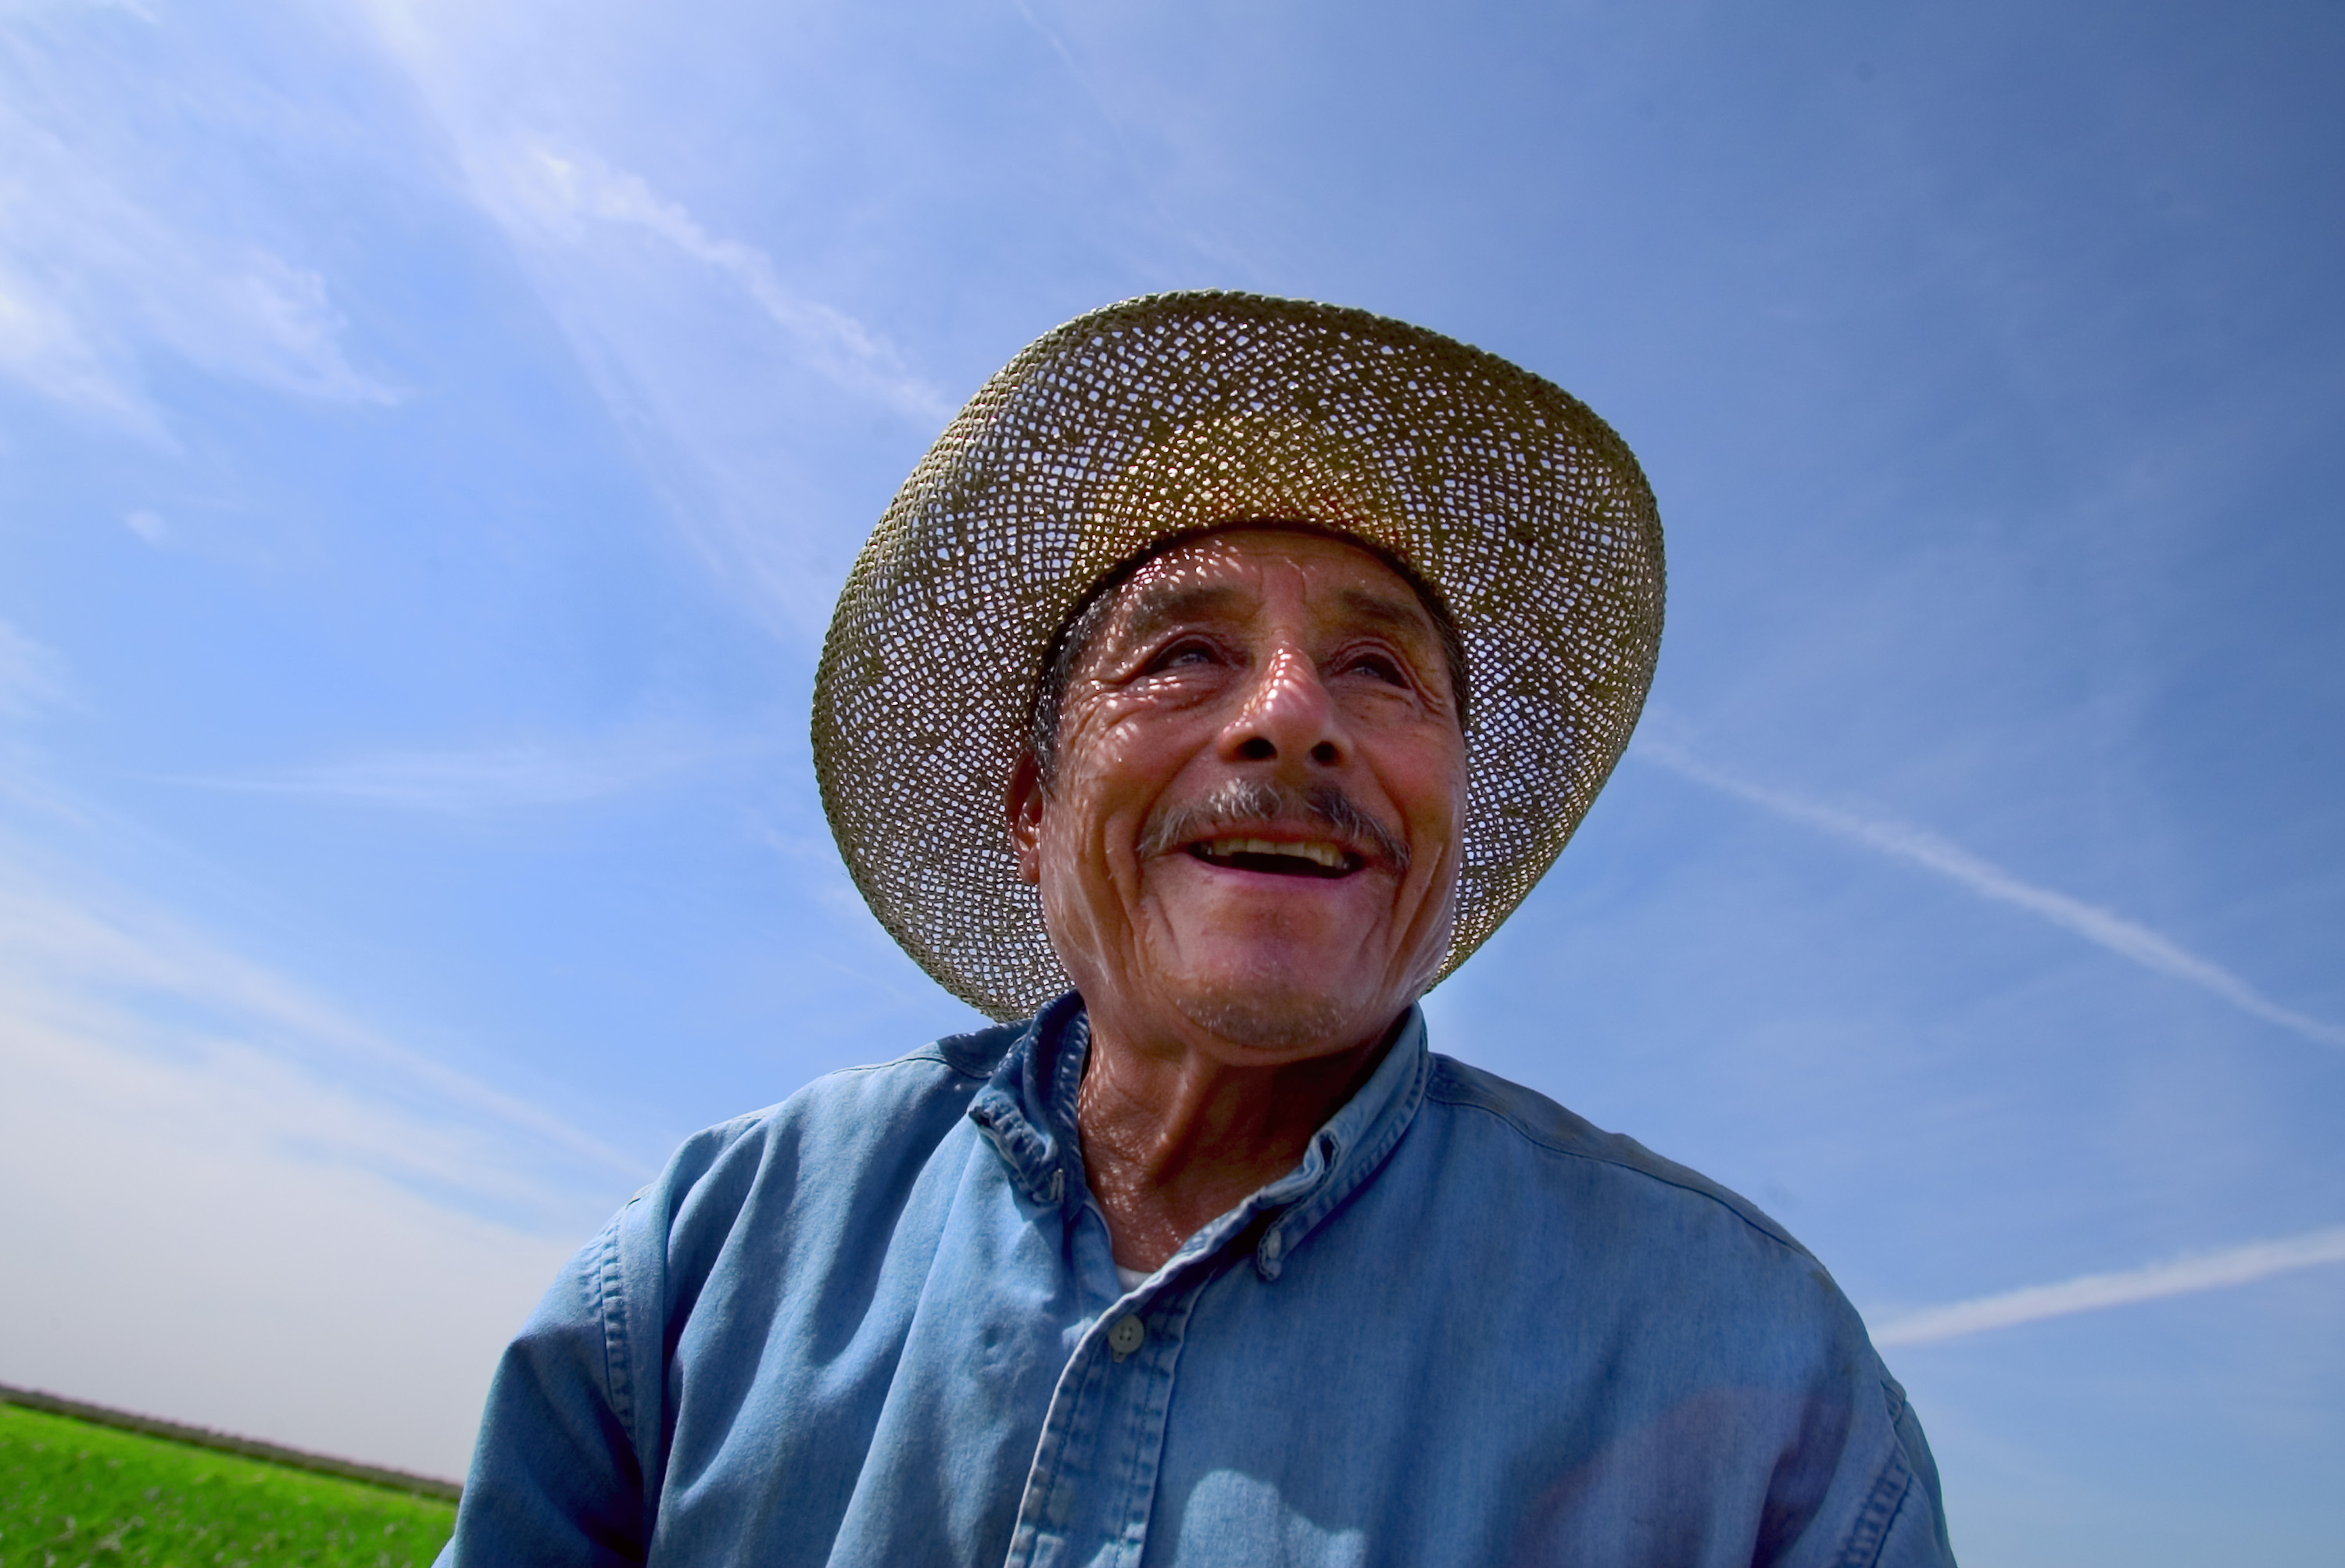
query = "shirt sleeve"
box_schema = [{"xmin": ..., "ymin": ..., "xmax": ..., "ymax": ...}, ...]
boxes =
[
  {"xmin": 435, "ymin": 1203, "xmax": 656, "ymax": 1568},
  {"xmin": 1867, "ymin": 1376, "xmax": 1957, "ymax": 1566}
]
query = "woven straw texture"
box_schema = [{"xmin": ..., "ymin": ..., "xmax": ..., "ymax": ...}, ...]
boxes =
[{"xmin": 813, "ymin": 291, "xmax": 1664, "ymax": 1022}]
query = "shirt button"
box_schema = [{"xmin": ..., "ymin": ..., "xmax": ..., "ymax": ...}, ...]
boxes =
[{"xmin": 1108, "ymin": 1314, "xmax": 1146, "ymax": 1359}]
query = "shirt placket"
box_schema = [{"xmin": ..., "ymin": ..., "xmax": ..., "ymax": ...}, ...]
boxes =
[
  {"xmin": 1001, "ymin": 1273, "xmax": 1200, "ymax": 1568},
  {"xmin": 984, "ymin": 1001, "xmax": 1421, "ymax": 1568}
]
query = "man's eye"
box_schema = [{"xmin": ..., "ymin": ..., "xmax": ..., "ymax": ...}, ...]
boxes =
[
  {"xmin": 1147, "ymin": 640, "xmax": 1221, "ymax": 671},
  {"xmin": 1343, "ymin": 653, "xmax": 1409, "ymax": 686}
]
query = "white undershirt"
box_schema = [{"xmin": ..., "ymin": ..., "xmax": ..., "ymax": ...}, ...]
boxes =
[{"xmin": 1115, "ymin": 1264, "xmax": 1147, "ymax": 1293}]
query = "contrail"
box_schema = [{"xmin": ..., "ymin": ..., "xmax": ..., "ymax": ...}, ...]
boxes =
[
  {"xmin": 1633, "ymin": 740, "xmax": 2345, "ymax": 1050},
  {"xmin": 167, "ymin": 739, "xmax": 710, "ymax": 812},
  {"xmin": 1870, "ymin": 1226, "xmax": 2345, "ymax": 1345},
  {"xmin": 514, "ymin": 145, "xmax": 951, "ymax": 423}
]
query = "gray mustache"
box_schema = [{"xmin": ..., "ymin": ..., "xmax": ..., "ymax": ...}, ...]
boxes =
[{"xmin": 1139, "ymin": 779, "xmax": 1412, "ymax": 872}]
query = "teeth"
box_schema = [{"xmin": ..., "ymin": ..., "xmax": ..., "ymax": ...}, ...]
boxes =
[{"xmin": 1200, "ymin": 837, "xmax": 1348, "ymax": 868}]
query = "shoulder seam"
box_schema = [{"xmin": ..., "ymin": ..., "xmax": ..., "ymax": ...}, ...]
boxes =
[
  {"xmin": 1423, "ymin": 1087, "xmax": 1810, "ymax": 1259},
  {"xmin": 816, "ymin": 1035, "xmax": 1008, "ymax": 1085},
  {"xmin": 824, "ymin": 1048, "xmax": 972, "ymax": 1076},
  {"xmin": 749, "ymin": 1047, "xmax": 994, "ymax": 1111}
]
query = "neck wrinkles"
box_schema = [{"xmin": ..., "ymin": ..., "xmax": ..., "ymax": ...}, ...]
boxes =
[{"xmin": 1072, "ymin": 1005, "xmax": 1414, "ymax": 1272}]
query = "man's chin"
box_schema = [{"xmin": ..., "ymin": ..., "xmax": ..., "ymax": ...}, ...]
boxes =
[{"xmin": 1170, "ymin": 983, "xmax": 1382, "ymax": 1058}]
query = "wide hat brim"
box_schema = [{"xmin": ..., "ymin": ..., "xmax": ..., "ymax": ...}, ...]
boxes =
[{"xmin": 814, "ymin": 291, "xmax": 1664, "ymax": 1022}]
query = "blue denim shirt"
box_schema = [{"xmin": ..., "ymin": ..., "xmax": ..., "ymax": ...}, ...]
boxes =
[{"xmin": 443, "ymin": 996, "xmax": 1953, "ymax": 1566}]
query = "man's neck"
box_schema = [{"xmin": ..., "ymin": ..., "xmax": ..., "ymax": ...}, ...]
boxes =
[{"xmin": 1072, "ymin": 1009, "xmax": 1403, "ymax": 1273}]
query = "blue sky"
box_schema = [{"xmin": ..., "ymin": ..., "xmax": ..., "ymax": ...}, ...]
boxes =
[{"xmin": 2, "ymin": 0, "xmax": 2340, "ymax": 1557}]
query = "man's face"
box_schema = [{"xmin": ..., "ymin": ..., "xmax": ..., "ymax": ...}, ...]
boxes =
[{"xmin": 1010, "ymin": 529, "xmax": 1468, "ymax": 1062}]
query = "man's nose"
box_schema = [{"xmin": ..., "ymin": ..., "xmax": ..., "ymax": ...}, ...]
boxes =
[{"xmin": 1218, "ymin": 645, "xmax": 1345, "ymax": 770}]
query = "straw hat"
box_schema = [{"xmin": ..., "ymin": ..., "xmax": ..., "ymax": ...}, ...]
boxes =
[{"xmin": 813, "ymin": 291, "xmax": 1663, "ymax": 1022}]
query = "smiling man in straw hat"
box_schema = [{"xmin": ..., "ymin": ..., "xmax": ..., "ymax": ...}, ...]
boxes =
[{"xmin": 443, "ymin": 293, "xmax": 1955, "ymax": 1566}]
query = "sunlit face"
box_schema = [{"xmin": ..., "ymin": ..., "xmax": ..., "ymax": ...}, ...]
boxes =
[{"xmin": 1009, "ymin": 529, "xmax": 1468, "ymax": 1062}]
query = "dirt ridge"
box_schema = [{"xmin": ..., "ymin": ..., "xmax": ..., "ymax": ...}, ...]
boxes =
[{"xmin": 0, "ymin": 1382, "xmax": 462, "ymax": 1501}]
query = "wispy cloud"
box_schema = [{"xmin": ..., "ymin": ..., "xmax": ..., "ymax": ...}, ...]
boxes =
[
  {"xmin": 0, "ymin": 861, "xmax": 645, "ymax": 1183},
  {"xmin": 0, "ymin": 619, "xmax": 66, "ymax": 718},
  {"xmin": 1008, "ymin": 0, "xmax": 1114, "ymax": 129},
  {"xmin": 0, "ymin": 5, "xmax": 398, "ymax": 439},
  {"xmin": 0, "ymin": 732, "xmax": 642, "ymax": 1472},
  {"xmin": 175, "ymin": 736, "xmax": 725, "ymax": 812},
  {"xmin": 1871, "ymin": 1226, "xmax": 2345, "ymax": 1345},
  {"xmin": 354, "ymin": 0, "xmax": 959, "ymax": 637},
  {"xmin": 1004, "ymin": 0, "xmax": 1266, "ymax": 285},
  {"xmin": 1635, "ymin": 739, "xmax": 2345, "ymax": 1051},
  {"xmin": 503, "ymin": 141, "xmax": 950, "ymax": 424},
  {"xmin": 0, "ymin": 968, "xmax": 579, "ymax": 1475}
]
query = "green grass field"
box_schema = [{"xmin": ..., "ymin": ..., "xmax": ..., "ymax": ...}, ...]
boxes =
[{"xmin": 0, "ymin": 1405, "xmax": 455, "ymax": 1567}]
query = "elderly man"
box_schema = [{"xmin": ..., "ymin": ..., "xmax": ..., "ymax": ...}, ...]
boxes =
[{"xmin": 442, "ymin": 294, "xmax": 1955, "ymax": 1566}]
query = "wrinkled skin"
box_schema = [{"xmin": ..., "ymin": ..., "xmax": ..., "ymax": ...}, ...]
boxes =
[{"xmin": 1007, "ymin": 529, "xmax": 1469, "ymax": 1267}]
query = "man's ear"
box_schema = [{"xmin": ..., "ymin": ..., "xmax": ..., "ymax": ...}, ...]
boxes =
[{"xmin": 1005, "ymin": 752, "xmax": 1046, "ymax": 886}]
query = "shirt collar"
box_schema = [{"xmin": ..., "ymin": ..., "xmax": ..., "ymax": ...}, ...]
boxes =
[{"xmin": 966, "ymin": 992, "xmax": 1430, "ymax": 1281}]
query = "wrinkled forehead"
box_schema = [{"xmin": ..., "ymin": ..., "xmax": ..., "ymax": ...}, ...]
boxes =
[{"xmin": 1092, "ymin": 528, "xmax": 1445, "ymax": 651}]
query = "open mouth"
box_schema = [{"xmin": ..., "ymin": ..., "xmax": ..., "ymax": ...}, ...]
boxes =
[{"xmin": 1187, "ymin": 836, "xmax": 1363, "ymax": 879}]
